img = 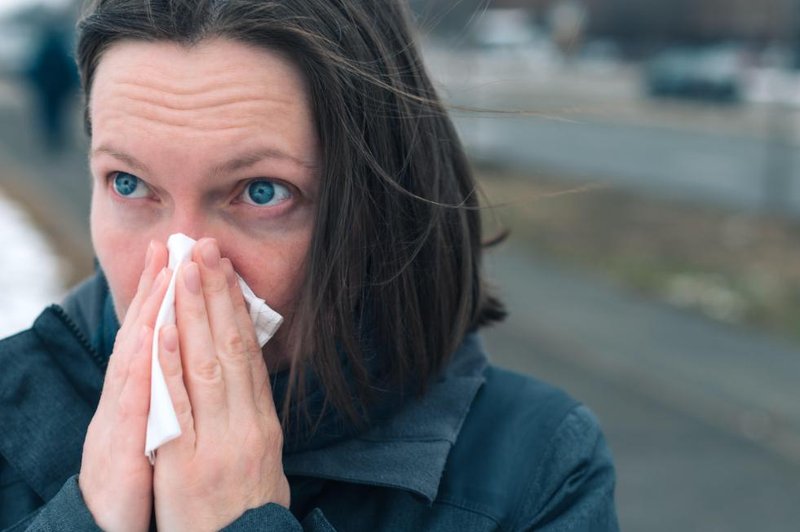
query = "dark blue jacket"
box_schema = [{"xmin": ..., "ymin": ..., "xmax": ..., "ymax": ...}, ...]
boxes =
[{"xmin": 0, "ymin": 274, "xmax": 618, "ymax": 531}]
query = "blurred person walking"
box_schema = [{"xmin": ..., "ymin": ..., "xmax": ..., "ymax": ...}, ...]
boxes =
[{"xmin": 24, "ymin": 17, "xmax": 79, "ymax": 153}]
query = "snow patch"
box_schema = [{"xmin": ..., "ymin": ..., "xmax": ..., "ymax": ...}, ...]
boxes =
[{"xmin": 0, "ymin": 187, "xmax": 65, "ymax": 337}]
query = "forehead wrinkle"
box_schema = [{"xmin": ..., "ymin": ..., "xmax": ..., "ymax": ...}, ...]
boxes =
[
  {"xmin": 95, "ymin": 91, "xmax": 293, "ymax": 133},
  {"xmin": 112, "ymin": 77, "xmax": 251, "ymax": 97},
  {"xmin": 111, "ymin": 81, "xmax": 295, "ymax": 113},
  {"xmin": 104, "ymin": 80, "xmax": 297, "ymax": 111}
]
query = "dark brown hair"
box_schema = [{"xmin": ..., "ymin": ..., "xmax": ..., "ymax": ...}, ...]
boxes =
[{"xmin": 77, "ymin": 0, "xmax": 505, "ymax": 432}]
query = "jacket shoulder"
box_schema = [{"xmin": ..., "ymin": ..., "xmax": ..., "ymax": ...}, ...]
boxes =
[
  {"xmin": 439, "ymin": 366, "xmax": 618, "ymax": 530},
  {"xmin": 440, "ymin": 366, "xmax": 580, "ymax": 498},
  {"xmin": 59, "ymin": 271, "xmax": 108, "ymax": 344},
  {"xmin": 0, "ymin": 306, "xmax": 103, "ymax": 520}
]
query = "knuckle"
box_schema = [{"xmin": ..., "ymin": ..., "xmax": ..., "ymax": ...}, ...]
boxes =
[
  {"xmin": 173, "ymin": 396, "xmax": 193, "ymax": 424},
  {"xmin": 263, "ymin": 419, "xmax": 284, "ymax": 448},
  {"xmin": 184, "ymin": 300, "xmax": 207, "ymax": 321},
  {"xmin": 220, "ymin": 332, "xmax": 248, "ymax": 362},
  {"xmin": 203, "ymin": 273, "xmax": 228, "ymax": 295},
  {"xmin": 241, "ymin": 330, "xmax": 260, "ymax": 355},
  {"xmin": 225, "ymin": 330, "xmax": 245, "ymax": 354},
  {"xmin": 192, "ymin": 357, "xmax": 222, "ymax": 382},
  {"xmin": 116, "ymin": 386, "xmax": 147, "ymax": 419},
  {"xmin": 160, "ymin": 351, "xmax": 182, "ymax": 378}
]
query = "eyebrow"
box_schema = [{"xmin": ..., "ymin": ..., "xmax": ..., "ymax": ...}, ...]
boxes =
[
  {"xmin": 92, "ymin": 145, "xmax": 151, "ymax": 174},
  {"xmin": 215, "ymin": 148, "xmax": 317, "ymax": 173},
  {"xmin": 92, "ymin": 144, "xmax": 316, "ymax": 175}
]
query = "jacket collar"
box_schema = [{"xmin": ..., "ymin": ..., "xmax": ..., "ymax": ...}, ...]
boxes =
[{"xmin": 283, "ymin": 334, "xmax": 487, "ymax": 503}]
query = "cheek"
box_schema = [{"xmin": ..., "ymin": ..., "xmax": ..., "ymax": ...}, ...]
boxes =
[
  {"xmin": 228, "ymin": 237, "xmax": 310, "ymax": 316},
  {"xmin": 91, "ymin": 194, "xmax": 151, "ymax": 320}
]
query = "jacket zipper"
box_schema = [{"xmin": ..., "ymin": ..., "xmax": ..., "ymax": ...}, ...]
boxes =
[{"xmin": 47, "ymin": 304, "xmax": 109, "ymax": 371}]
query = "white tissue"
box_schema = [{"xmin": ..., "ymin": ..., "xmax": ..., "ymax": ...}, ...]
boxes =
[{"xmin": 145, "ymin": 233, "xmax": 283, "ymax": 463}]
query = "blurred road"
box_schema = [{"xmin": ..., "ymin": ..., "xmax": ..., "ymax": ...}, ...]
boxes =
[
  {"xmin": 1, "ymin": 71, "xmax": 800, "ymax": 531},
  {"xmin": 455, "ymin": 112, "xmax": 800, "ymax": 212},
  {"xmin": 483, "ymin": 247, "xmax": 800, "ymax": 531}
]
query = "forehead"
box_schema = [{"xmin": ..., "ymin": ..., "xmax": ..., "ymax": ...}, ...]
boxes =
[
  {"xmin": 89, "ymin": 38, "xmax": 317, "ymax": 166},
  {"xmin": 92, "ymin": 37, "xmax": 308, "ymax": 100}
]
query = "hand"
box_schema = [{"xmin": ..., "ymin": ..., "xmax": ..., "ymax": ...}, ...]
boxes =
[
  {"xmin": 79, "ymin": 241, "xmax": 169, "ymax": 532},
  {"xmin": 153, "ymin": 238, "xmax": 290, "ymax": 531}
]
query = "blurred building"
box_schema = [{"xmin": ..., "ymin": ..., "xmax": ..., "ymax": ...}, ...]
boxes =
[
  {"xmin": 585, "ymin": 0, "xmax": 798, "ymax": 46},
  {"xmin": 414, "ymin": 0, "xmax": 800, "ymax": 57}
]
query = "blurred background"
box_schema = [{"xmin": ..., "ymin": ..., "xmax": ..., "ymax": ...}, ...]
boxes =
[{"xmin": 2, "ymin": 0, "xmax": 800, "ymax": 529}]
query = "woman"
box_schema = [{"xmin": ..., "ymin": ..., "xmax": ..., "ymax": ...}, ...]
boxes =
[{"xmin": 0, "ymin": 0, "xmax": 618, "ymax": 530}]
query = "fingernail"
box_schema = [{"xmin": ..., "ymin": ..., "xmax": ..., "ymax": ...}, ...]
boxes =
[
  {"xmin": 162, "ymin": 324, "xmax": 178, "ymax": 352},
  {"xmin": 184, "ymin": 262, "xmax": 201, "ymax": 294},
  {"xmin": 201, "ymin": 240, "xmax": 220, "ymax": 268}
]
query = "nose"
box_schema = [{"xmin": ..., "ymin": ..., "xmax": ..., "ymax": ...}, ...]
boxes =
[
  {"xmin": 154, "ymin": 202, "xmax": 235, "ymax": 262},
  {"xmin": 163, "ymin": 204, "xmax": 214, "ymax": 244}
]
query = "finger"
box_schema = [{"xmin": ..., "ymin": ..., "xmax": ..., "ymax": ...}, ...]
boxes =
[
  {"xmin": 113, "ymin": 324, "xmax": 154, "ymax": 457},
  {"xmin": 99, "ymin": 324, "xmax": 149, "ymax": 409},
  {"xmin": 111, "ymin": 247, "xmax": 168, "ymax": 371},
  {"xmin": 120, "ymin": 240, "xmax": 168, "ymax": 335},
  {"xmin": 222, "ymin": 258, "xmax": 275, "ymax": 415},
  {"xmin": 157, "ymin": 324, "xmax": 195, "ymax": 450},
  {"xmin": 102, "ymin": 268, "xmax": 170, "ymax": 406},
  {"xmin": 174, "ymin": 260, "xmax": 227, "ymax": 430},
  {"xmin": 137, "ymin": 267, "xmax": 172, "ymax": 329},
  {"xmin": 114, "ymin": 266, "xmax": 171, "ymax": 360},
  {"xmin": 194, "ymin": 239, "xmax": 256, "ymax": 415}
]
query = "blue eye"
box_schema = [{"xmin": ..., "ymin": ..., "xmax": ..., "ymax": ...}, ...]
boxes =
[
  {"xmin": 243, "ymin": 179, "xmax": 290, "ymax": 206},
  {"xmin": 112, "ymin": 172, "xmax": 150, "ymax": 198}
]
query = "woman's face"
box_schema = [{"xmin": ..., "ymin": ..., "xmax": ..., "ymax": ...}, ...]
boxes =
[{"xmin": 89, "ymin": 39, "xmax": 319, "ymax": 355}]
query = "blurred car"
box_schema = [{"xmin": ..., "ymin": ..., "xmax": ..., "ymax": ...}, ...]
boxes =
[{"xmin": 644, "ymin": 45, "xmax": 746, "ymax": 103}]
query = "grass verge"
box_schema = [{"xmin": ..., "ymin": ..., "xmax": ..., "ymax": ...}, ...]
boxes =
[{"xmin": 477, "ymin": 163, "xmax": 800, "ymax": 344}]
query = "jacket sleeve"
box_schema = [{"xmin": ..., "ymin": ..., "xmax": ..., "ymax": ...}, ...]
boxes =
[
  {"xmin": 518, "ymin": 405, "xmax": 619, "ymax": 531},
  {"xmin": 4, "ymin": 475, "xmax": 102, "ymax": 532},
  {"xmin": 221, "ymin": 504, "xmax": 336, "ymax": 531},
  {"xmin": 7, "ymin": 476, "xmax": 336, "ymax": 532}
]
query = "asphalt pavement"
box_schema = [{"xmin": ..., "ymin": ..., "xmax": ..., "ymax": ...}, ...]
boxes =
[
  {"xmin": 454, "ymin": 112, "xmax": 797, "ymax": 212},
  {"xmin": 483, "ymin": 246, "xmax": 800, "ymax": 532},
  {"xmin": 1, "ymin": 75, "xmax": 799, "ymax": 531}
]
